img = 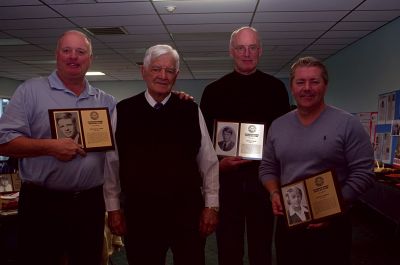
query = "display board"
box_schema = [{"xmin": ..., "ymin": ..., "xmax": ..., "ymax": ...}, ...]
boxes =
[{"xmin": 375, "ymin": 90, "xmax": 400, "ymax": 166}]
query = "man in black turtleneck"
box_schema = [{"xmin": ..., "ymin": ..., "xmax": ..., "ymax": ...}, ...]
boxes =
[{"xmin": 200, "ymin": 26, "xmax": 290, "ymax": 265}]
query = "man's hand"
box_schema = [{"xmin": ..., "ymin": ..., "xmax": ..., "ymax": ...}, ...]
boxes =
[
  {"xmin": 219, "ymin": 156, "xmax": 252, "ymax": 173},
  {"xmin": 199, "ymin": 208, "xmax": 219, "ymax": 237},
  {"xmin": 173, "ymin": 90, "xmax": 194, "ymax": 101},
  {"xmin": 108, "ymin": 210, "xmax": 127, "ymax": 236},
  {"xmin": 50, "ymin": 138, "xmax": 86, "ymax": 161},
  {"xmin": 307, "ymin": 222, "xmax": 329, "ymax": 230},
  {"xmin": 270, "ymin": 192, "xmax": 284, "ymax": 216}
]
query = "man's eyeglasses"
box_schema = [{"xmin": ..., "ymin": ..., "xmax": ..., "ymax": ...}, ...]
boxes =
[
  {"xmin": 150, "ymin": 66, "xmax": 177, "ymax": 75},
  {"xmin": 60, "ymin": 47, "xmax": 89, "ymax": 56},
  {"xmin": 234, "ymin": 45, "xmax": 259, "ymax": 54}
]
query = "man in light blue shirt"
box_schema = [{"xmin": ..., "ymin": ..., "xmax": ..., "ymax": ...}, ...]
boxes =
[{"xmin": 0, "ymin": 30, "xmax": 116, "ymax": 265}]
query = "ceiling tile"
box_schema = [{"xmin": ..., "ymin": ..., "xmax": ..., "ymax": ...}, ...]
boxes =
[
  {"xmin": 161, "ymin": 13, "xmax": 252, "ymax": 24},
  {"xmin": 0, "ymin": 5, "xmax": 60, "ymax": 19},
  {"xmin": 167, "ymin": 24, "xmax": 242, "ymax": 33},
  {"xmin": 0, "ymin": 0, "xmax": 42, "ymax": 6},
  {"xmin": 49, "ymin": 2, "xmax": 155, "ymax": 17},
  {"xmin": 257, "ymin": 0, "xmax": 364, "ymax": 12},
  {"xmin": 357, "ymin": 0, "xmax": 400, "ymax": 10},
  {"xmin": 70, "ymin": 15, "xmax": 162, "ymax": 27},
  {"xmin": 332, "ymin": 21, "xmax": 388, "ymax": 31},
  {"xmin": 254, "ymin": 11, "xmax": 348, "ymax": 23},
  {"xmin": 253, "ymin": 22, "xmax": 336, "ymax": 31},
  {"xmin": 343, "ymin": 10, "xmax": 400, "ymax": 21}
]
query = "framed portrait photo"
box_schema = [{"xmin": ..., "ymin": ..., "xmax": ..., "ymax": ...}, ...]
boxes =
[
  {"xmin": 215, "ymin": 121, "xmax": 240, "ymax": 157},
  {"xmin": 281, "ymin": 170, "xmax": 344, "ymax": 228},
  {"xmin": 0, "ymin": 174, "xmax": 13, "ymax": 193},
  {"xmin": 282, "ymin": 182, "xmax": 312, "ymax": 227},
  {"xmin": 49, "ymin": 107, "xmax": 114, "ymax": 152},
  {"xmin": 213, "ymin": 120, "xmax": 265, "ymax": 160}
]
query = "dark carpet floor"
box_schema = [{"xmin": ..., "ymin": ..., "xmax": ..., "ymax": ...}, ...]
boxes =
[{"xmin": 110, "ymin": 201, "xmax": 400, "ymax": 265}]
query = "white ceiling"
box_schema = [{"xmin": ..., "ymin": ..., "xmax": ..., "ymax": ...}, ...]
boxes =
[{"xmin": 0, "ymin": 0, "xmax": 399, "ymax": 81}]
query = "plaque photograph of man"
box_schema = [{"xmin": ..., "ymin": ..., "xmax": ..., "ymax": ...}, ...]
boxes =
[
  {"xmin": 55, "ymin": 112, "xmax": 82, "ymax": 145},
  {"xmin": 283, "ymin": 184, "xmax": 311, "ymax": 226},
  {"xmin": 218, "ymin": 126, "xmax": 236, "ymax": 152}
]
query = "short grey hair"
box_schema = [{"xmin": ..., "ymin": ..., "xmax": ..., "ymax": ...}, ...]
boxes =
[
  {"xmin": 229, "ymin": 26, "xmax": 261, "ymax": 48},
  {"xmin": 290, "ymin": 56, "xmax": 329, "ymax": 85},
  {"xmin": 56, "ymin": 30, "xmax": 93, "ymax": 56},
  {"xmin": 143, "ymin": 44, "xmax": 180, "ymax": 70}
]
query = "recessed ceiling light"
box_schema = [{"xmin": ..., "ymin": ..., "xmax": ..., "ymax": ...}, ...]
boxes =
[
  {"xmin": 85, "ymin": 72, "xmax": 105, "ymax": 76},
  {"xmin": 165, "ymin": 5, "xmax": 176, "ymax": 12}
]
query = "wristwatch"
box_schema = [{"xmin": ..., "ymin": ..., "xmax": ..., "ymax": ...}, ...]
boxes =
[{"xmin": 207, "ymin": 207, "xmax": 220, "ymax": 213}]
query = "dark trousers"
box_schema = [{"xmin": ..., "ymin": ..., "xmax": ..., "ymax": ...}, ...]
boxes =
[
  {"xmin": 17, "ymin": 183, "xmax": 105, "ymax": 265},
  {"xmin": 275, "ymin": 213, "xmax": 352, "ymax": 265},
  {"xmin": 216, "ymin": 174, "xmax": 274, "ymax": 265},
  {"xmin": 123, "ymin": 192, "xmax": 205, "ymax": 265}
]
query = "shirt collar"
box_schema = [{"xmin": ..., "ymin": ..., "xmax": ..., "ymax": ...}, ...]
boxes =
[
  {"xmin": 144, "ymin": 90, "xmax": 171, "ymax": 108},
  {"xmin": 48, "ymin": 70, "xmax": 96, "ymax": 97},
  {"xmin": 288, "ymin": 205, "xmax": 309, "ymax": 217}
]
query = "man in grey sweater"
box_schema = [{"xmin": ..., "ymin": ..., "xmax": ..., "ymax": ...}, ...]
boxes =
[{"xmin": 259, "ymin": 56, "xmax": 374, "ymax": 265}]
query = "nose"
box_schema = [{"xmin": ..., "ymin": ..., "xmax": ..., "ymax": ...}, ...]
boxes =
[
  {"xmin": 67, "ymin": 50, "xmax": 78, "ymax": 59},
  {"xmin": 159, "ymin": 69, "xmax": 167, "ymax": 79},
  {"xmin": 304, "ymin": 81, "xmax": 312, "ymax": 90}
]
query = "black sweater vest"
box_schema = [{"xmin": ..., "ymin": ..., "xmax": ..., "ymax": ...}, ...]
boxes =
[{"xmin": 116, "ymin": 92, "xmax": 202, "ymax": 196}]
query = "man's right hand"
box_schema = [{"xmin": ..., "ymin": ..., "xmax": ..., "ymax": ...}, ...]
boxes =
[
  {"xmin": 50, "ymin": 138, "xmax": 86, "ymax": 161},
  {"xmin": 270, "ymin": 192, "xmax": 284, "ymax": 216},
  {"xmin": 219, "ymin": 156, "xmax": 252, "ymax": 173}
]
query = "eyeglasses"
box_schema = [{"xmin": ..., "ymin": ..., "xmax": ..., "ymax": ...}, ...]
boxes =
[
  {"xmin": 150, "ymin": 66, "xmax": 177, "ymax": 75},
  {"xmin": 234, "ymin": 45, "xmax": 259, "ymax": 55},
  {"xmin": 60, "ymin": 47, "xmax": 89, "ymax": 56}
]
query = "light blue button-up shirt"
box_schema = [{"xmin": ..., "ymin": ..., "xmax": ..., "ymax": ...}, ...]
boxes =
[{"xmin": 0, "ymin": 70, "xmax": 116, "ymax": 191}]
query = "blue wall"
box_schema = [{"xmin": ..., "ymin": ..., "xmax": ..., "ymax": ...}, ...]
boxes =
[{"xmin": 325, "ymin": 17, "xmax": 400, "ymax": 113}]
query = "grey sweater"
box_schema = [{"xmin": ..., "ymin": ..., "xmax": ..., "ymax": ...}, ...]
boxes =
[{"xmin": 259, "ymin": 105, "xmax": 375, "ymax": 205}]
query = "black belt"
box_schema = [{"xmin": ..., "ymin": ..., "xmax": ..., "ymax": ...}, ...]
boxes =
[{"xmin": 21, "ymin": 181, "xmax": 102, "ymax": 200}]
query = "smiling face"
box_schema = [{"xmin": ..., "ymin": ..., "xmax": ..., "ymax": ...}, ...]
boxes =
[
  {"xmin": 56, "ymin": 31, "xmax": 92, "ymax": 82},
  {"xmin": 230, "ymin": 28, "xmax": 262, "ymax": 75},
  {"xmin": 57, "ymin": 118, "xmax": 77, "ymax": 139},
  {"xmin": 291, "ymin": 66, "xmax": 327, "ymax": 114},
  {"xmin": 141, "ymin": 53, "xmax": 179, "ymax": 102}
]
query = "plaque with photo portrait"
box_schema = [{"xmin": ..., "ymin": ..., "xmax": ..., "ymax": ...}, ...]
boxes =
[
  {"xmin": 213, "ymin": 120, "xmax": 265, "ymax": 160},
  {"xmin": 0, "ymin": 174, "xmax": 13, "ymax": 193},
  {"xmin": 49, "ymin": 107, "xmax": 114, "ymax": 151},
  {"xmin": 281, "ymin": 170, "xmax": 343, "ymax": 228}
]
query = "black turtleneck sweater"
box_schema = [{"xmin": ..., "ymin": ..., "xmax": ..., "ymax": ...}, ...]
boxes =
[{"xmin": 200, "ymin": 70, "xmax": 290, "ymax": 190}]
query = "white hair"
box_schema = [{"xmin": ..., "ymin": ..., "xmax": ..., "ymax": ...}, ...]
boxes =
[{"xmin": 142, "ymin": 44, "xmax": 180, "ymax": 70}]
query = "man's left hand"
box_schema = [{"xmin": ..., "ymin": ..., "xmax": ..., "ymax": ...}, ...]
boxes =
[
  {"xmin": 199, "ymin": 208, "xmax": 219, "ymax": 237},
  {"xmin": 307, "ymin": 221, "xmax": 329, "ymax": 229}
]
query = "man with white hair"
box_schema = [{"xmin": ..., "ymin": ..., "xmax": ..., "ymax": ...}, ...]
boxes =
[{"xmin": 104, "ymin": 44, "xmax": 219, "ymax": 265}]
